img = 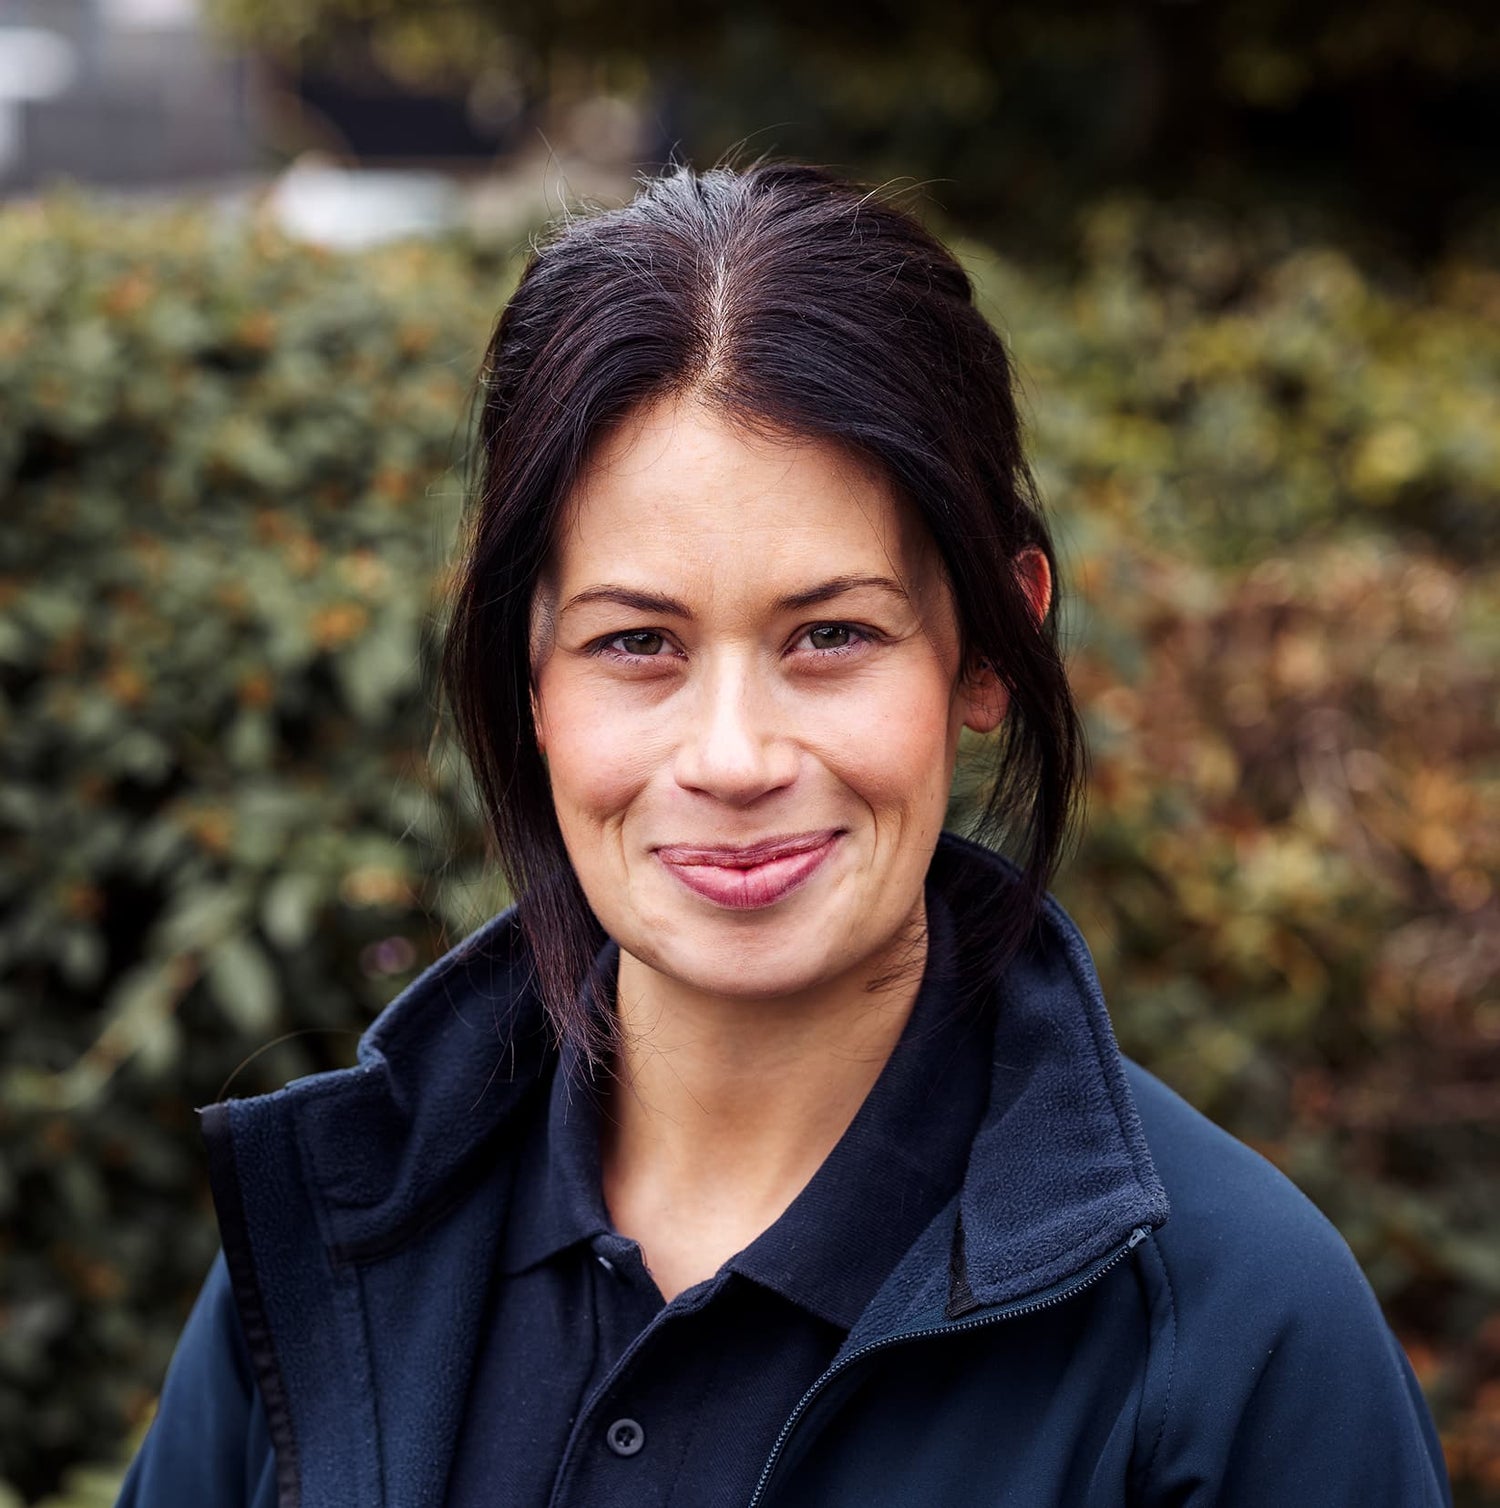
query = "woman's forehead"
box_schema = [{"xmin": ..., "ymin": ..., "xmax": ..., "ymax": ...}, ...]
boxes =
[{"xmin": 549, "ymin": 395, "xmax": 943, "ymax": 596}]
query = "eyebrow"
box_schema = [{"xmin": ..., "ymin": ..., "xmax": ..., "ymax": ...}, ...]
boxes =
[
  {"xmin": 559, "ymin": 574, "xmax": 911, "ymax": 619},
  {"xmin": 781, "ymin": 574, "xmax": 912, "ymax": 611}
]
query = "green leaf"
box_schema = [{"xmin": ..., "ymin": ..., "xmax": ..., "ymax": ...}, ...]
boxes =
[
  {"xmin": 205, "ymin": 934, "xmax": 280, "ymax": 1034},
  {"xmin": 262, "ymin": 871, "xmax": 323, "ymax": 950},
  {"xmin": 157, "ymin": 887, "xmax": 246, "ymax": 954}
]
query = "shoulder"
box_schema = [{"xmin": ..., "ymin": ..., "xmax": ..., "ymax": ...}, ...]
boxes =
[
  {"xmin": 1125, "ymin": 1056, "xmax": 1394, "ymax": 1354},
  {"xmin": 1122, "ymin": 1061, "xmax": 1451, "ymax": 1506},
  {"xmin": 1124, "ymin": 1059, "xmax": 1367, "ymax": 1296}
]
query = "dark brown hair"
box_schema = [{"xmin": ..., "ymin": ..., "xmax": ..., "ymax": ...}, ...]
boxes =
[{"xmin": 441, "ymin": 161, "xmax": 1084, "ymax": 1066}]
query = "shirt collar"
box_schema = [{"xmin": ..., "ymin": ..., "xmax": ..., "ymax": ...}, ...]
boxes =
[
  {"xmin": 496, "ymin": 890, "xmax": 993, "ymax": 1333},
  {"xmin": 726, "ymin": 891, "xmax": 991, "ymax": 1328}
]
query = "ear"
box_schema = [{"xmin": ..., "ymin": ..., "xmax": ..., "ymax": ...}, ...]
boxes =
[
  {"xmin": 1015, "ymin": 545, "xmax": 1053, "ymax": 624},
  {"xmin": 530, "ymin": 685, "xmax": 547, "ymax": 756},
  {"xmin": 528, "ymin": 576, "xmax": 558, "ymax": 758},
  {"xmin": 957, "ymin": 547, "xmax": 1054, "ymax": 735},
  {"xmin": 958, "ymin": 659, "xmax": 1009, "ymax": 735}
]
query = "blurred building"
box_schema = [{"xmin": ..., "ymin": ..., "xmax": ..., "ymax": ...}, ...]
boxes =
[
  {"xmin": 0, "ymin": 0, "xmax": 648, "ymax": 242},
  {"xmin": 0, "ymin": 0, "xmax": 259, "ymax": 193}
]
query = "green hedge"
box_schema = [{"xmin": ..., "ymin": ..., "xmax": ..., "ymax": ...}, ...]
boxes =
[
  {"xmin": 0, "ymin": 200, "xmax": 509, "ymax": 1500},
  {"xmin": 2, "ymin": 197, "xmax": 1496, "ymax": 1503},
  {"xmin": 962, "ymin": 200, "xmax": 1500, "ymax": 562}
]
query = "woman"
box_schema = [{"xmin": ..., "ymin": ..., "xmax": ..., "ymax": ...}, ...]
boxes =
[{"xmin": 118, "ymin": 163, "xmax": 1450, "ymax": 1507}]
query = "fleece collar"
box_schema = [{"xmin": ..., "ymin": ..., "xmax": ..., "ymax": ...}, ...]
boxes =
[
  {"xmin": 947, "ymin": 832, "xmax": 1169, "ymax": 1311},
  {"xmin": 229, "ymin": 832, "xmax": 1167, "ymax": 1317}
]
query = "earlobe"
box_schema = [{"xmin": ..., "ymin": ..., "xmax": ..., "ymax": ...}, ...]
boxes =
[{"xmin": 960, "ymin": 660, "xmax": 1009, "ymax": 735}]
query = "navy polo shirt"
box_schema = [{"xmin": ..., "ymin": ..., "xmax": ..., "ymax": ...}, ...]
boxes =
[{"xmin": 446, "ymin": 893, "xmax": 991, "ymax": 1507}]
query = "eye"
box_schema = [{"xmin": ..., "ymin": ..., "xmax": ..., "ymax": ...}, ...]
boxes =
[
  {"xmin": 804, "ymin": 623, "xmax": 865, "ymax": 653},
  {"xmin": 591, "ymin": 629, "xmax": 681, "ymax": 663},
  {"xmin": 613, "ymin": 631, "xmax": 667, "ymax": 656}
]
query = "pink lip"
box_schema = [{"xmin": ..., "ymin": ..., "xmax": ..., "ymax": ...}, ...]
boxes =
[{"xmin": 655, "ymin": 830, "xmax": 842, "ymax": 911}]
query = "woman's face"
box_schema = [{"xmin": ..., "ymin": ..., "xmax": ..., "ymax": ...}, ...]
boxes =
[{"xmin": 530, "ymin": 395, "xmax": 1007, "ymax": 1006}]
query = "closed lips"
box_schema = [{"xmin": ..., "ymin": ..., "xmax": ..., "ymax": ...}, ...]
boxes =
[
  {"xmin": 654, "ymin": 831, "xmax": 843, "ymax": 911},
  {"xmin": 654, "ymin": 832, "xmax": 841, "ymax": 868}
]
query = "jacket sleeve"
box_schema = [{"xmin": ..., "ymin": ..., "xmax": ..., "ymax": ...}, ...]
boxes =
[
  {"xmin": 116, "ymin": 1252, "xmax": 277, "ymax": 1508},
  {"xmin": 1133, "ymin": 1176, "xmax": 1452, "ymax": 1506}
]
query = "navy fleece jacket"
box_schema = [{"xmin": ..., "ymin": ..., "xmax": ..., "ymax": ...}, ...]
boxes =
[{"xmin": 118, "ymin": 834, "xmax": 1451, "ymax": 1507}]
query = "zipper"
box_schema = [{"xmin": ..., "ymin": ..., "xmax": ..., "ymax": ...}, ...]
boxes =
[{"xmin": 746, "ymin": 1225, "xmax": 1153, "ymax": 1508}]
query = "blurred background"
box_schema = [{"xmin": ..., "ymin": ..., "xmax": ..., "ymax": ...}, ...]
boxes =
[{"xmin": 2, "ymin": 0, "xmax": 1497, "ymax": 1502}]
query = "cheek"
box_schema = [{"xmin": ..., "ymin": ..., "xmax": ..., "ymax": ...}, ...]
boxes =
[
  {"xmin": 534, "ymin": 672, "xmax": 659, "ymax": 831},
  {"xmin": 813, "ymin": 674, "xmax": 959, "ymax": 818}
]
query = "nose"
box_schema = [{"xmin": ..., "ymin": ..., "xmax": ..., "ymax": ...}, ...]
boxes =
[{"xmin": 672, "ymin": 653, "xmax": 798, "ymax": 805}]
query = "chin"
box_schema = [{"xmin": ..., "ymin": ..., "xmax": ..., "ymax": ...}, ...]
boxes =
[{"xmin": 631, "ymin": 918, "xmax": 854, "ymax": 1003}]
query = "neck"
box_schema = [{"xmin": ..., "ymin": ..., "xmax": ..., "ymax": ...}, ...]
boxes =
[{"xmin": 599, "ymin": 903, "xmax": 930, "ymax": 1300}]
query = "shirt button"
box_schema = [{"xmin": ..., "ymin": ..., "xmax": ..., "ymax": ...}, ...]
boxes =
[
  {"xmin": 596, "ymin": 1254, "xmax": 615, "ymax": 1273},
  {"xmin": 605, "ymin": 1418, "xmax": 645, "ymax": 1457}
]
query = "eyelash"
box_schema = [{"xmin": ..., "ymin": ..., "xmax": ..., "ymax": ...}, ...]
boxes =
[{"xmin": 588, "ymin": 623, "xmax": 877, "ymax": 664}]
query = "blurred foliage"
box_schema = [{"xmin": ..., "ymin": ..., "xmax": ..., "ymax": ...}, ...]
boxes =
[
  {"xmin": 0, "ymin": 199, "xmax": 509, "ymax": 1501},
  {"xmin": 1, "ymin": 196, "xmax": 1497, "ymax": 1503},
  {"xmin": 0, "ymin": 1427, "xmax": 138, "ymax": 1508},
  {"xmin": 206, "ymin": 0, "xmax": 1500, "ymax": 262},
  {"xmin": 962, "ymin": 203, "xmax": 1500, "ymax": 562}
]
